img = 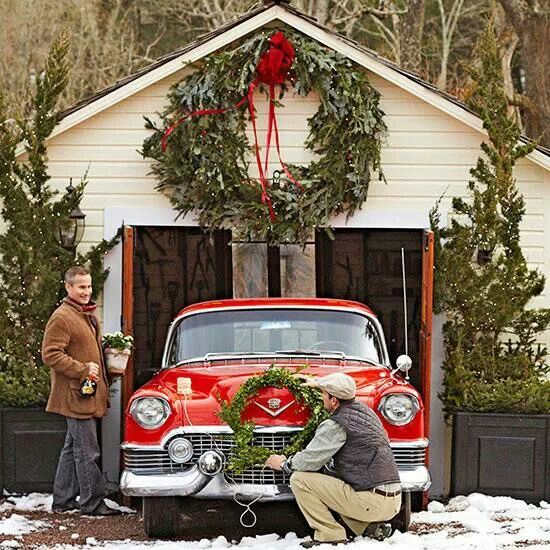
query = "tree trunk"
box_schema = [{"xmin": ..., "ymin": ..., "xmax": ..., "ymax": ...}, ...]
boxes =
[
  {"xmin": 520, "ymin": 14, "xmax": 550, "ymax": 145},
  {"xmin": 498, "ymin": 0, "xmax": 550, "ymax": 146},
  {"xmin": 307, "ymin": 0, "xmax": 330, "ymax": 26},
  {"xmin": 493, "ymin": 4, "xmax": 521, "ymax": 124},
  {"xmin": 398, "ymin": 0, "xmax": 425, "ymax": 74}
]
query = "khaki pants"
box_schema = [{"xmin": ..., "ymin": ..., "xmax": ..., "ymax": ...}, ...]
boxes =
[{"xmin": 290, "ymin": 472, "xmax": 401, "ymax": 542}]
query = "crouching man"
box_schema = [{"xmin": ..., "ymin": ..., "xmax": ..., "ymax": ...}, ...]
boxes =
[{"xmin": 265, "ymin": 372, "xmax": 401, "ymax": 547}]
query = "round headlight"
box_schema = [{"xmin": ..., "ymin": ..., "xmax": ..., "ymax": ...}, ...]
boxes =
[
  {"xmin": 378, "ymin": 394, "xmax": 419, "ymax": 425},
  {"xmin": 130, "ymin": 397, "xmax": 170, "ymax": 429},
  {"xmin": 167, "ymin": 437, "xmax": 194, "ymax": 463}
]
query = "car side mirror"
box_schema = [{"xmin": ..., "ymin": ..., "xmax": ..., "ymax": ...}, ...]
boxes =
[{"xmin": 395, "ymin": 354, "xmax": 413, "ymax": 377}]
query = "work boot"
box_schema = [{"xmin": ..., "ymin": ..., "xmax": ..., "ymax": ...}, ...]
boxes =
[{"xmin": 365, "ymin": 522, "xmax": 392, "ymax": 541}]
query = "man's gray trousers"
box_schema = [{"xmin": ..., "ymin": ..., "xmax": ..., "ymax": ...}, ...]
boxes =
[{"xmin": 52, "ymin": 418, "xmax": 105, "ymax": 514}]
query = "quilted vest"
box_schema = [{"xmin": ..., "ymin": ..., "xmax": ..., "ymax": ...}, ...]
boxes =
[{"xmin": 331, "ymin": 400, "xmax": 400, "ymax": 491}]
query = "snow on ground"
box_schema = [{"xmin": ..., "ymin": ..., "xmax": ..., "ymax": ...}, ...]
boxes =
[
  {"xmin": 0, "ymin": 493, "xmax": 549, "ymax": 549},
  {"xmin": 0, "ymin": 494, "xmax": 134, "ymax": 515},
  {"xmin": 0, "ymin": 513, "xmax": 48, "ymax": 536}
]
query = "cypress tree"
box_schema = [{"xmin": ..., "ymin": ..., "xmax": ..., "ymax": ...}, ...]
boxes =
[
  {"xmin": 431, "ymin": 22, "xmax": 550, "ymax": 415},
  {"xmin": 0, "ymin": 34, "xmax": 120, "ymax": 407}
]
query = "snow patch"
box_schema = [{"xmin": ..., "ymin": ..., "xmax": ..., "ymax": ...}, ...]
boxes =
[
  {"xmin": 0, "ymin": 513, "xmax": 48, "ymax": 535},
  {"xmin": 0, "ymin": 492, "xmax": 52, "ymax": 513},
  {"xmin": 103, "ymin": 498, "xmax": 136, "ymax": 514}
]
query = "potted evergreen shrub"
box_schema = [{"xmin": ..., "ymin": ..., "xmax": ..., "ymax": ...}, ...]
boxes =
[
  {"xmin": 431, "ymin": 23, "xmax": 550, "ymax": 502},
  {"xmin": 0, "ymin": 35, "xmax": 119, "ymax": 493}
]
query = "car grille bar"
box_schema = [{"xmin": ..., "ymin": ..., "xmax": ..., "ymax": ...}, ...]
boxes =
[{"xmin": 124, "ymin": 433, "xmax": 427, "ymax": 480}]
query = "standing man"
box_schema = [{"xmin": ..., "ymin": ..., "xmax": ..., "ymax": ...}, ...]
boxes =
[
  {"xmin": 42, "ymin": 266, "xmax": 120, "ymax": 516},
  {"xmin": 266, "ymin": 372, "xmax": 401, "ymax": 547}
]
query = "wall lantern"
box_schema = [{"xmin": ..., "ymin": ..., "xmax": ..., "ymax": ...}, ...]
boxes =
[
  {"xmin": 56, "ymin": 178, "xmax": 86, "ymax": 253},
  {"xmin": 476, "ymin": 248, "xmax": 493, "ymax": 266}
]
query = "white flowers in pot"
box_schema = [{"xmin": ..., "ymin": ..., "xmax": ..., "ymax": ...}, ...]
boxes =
[{"xmin": 102, "ymin": 332, "xmax": 134, "ymax": 376}]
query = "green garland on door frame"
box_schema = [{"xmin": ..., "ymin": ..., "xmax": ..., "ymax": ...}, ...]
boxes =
[
  {"xmin": 217, "ymin": 366, "xmax": 328, "ymax": 473},
  {"xmin": 142, "ymin": 29, "xmax": 387, "ymax": 245}
]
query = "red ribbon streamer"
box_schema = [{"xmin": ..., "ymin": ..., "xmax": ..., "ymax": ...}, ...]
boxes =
[{"xmin": 161, "ymin": 31, "xmax": 301, "ymax": 221}]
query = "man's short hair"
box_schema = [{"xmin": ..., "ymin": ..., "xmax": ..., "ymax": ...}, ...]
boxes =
[{"xmin": 65, "ymin": 266, "xmax": 90, "ymax": 285}]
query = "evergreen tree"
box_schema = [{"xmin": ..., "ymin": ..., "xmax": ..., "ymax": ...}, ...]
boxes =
[
  {"xmin": 0, "ymin": 34, "xmax": 120, "ymax": 407},
  {"xmin": 431, "ymin": 21, "xmax": 550, "ymax": 415}
]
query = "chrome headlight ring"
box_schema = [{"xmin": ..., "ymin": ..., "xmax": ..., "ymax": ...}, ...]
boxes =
[
  {"xmin": 167, "ymin": 437, "xmax": 194, "ymax": 463},
  {"xmin": 130, "ymin": 397, "xmax": 171, "ymax": 430},
  {"xmin": 378, "ymin": 393, "xmax": 420, "ymax": 426}
]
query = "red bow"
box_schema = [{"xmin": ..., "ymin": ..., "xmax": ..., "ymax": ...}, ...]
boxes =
[
  {"xmin": 256, "ymin": 31, "xmax": 295, "ymax": 85},
  {"xmin": 162, "ymin": 32, "xmax": 302, "ymax": 221}
]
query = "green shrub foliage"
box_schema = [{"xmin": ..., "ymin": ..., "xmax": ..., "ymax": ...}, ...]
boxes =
[
  {"xmin": 0, "ymin": 35, "xmax": 120, "ymax": 407},
  {"xmin": 431, "ymin": 23, "xmax": 550, "ymax": 416}
]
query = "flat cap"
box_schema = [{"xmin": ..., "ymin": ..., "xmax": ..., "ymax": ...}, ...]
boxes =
[{"xmin": 306, "ymin": 372, "xmax": 356, "ymax": 400}]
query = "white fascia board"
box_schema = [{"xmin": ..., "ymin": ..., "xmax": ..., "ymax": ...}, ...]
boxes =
[{"xmin": 274, "ymin": 7, "xmax": 550, "ymax": 172}]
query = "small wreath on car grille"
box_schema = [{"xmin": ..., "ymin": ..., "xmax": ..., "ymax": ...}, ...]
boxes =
[{"xmin": 217, "ymin": 366, "xmax": 328, "ymax": 473}]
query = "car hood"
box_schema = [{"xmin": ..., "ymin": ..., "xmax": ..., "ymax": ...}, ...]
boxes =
[
  {"xmin": 125, "ymin": 358, "xmax": 425, "ymax": 443},
  {"xmin": 134, "ymin": 358, "xmax": 411, "ymax": 425}
]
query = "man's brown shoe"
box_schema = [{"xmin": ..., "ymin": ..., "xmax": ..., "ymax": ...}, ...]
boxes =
[
  {"xmin": 88, "ymin": 502, "xmax": 122, "ymax": 516},
  {"xmin": 52, "ymin": 501, "xmax": 79, "ymax": 513}
]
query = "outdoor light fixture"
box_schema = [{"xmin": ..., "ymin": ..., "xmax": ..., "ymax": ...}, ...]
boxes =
[
  {"xmin": 56, "ymin": 178, "xmax": 86, "ymax": 253},
  {"xmin": 476, "ymin": 248, "xmax": 493, "ymax": 266}
]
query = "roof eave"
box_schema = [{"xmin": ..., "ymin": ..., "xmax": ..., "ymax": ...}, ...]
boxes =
[{"xmin": 15, "ymin": 3, "xmax": 549, "ymax": 171}]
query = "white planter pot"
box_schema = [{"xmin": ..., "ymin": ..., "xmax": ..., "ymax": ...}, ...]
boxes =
[{"xmin": 104, "ymin": 347, "xmax": 131, "ymax": 375}]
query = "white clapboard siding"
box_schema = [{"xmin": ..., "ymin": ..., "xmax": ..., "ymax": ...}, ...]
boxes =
[{"xmin": 42, "ymin": 64, "xmax": 549, "ymax": 314}]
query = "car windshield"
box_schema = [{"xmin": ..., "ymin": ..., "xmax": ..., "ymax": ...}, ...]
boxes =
[{"xmin": 167, "ymin": 308, "xmax": 384, "ymax": 365}]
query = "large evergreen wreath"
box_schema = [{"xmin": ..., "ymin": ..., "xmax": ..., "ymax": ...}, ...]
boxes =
[
  {"xmin": 218, "ymin": 366, "xmax": 328, "ymax": 473},
  {"xmin": 142, "ymin": 29, "xmax": 386, "ymax": 245}
]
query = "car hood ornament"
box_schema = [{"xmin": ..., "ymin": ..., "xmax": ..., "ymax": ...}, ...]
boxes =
[{"xmin": 253, "ymin": 397, "xmax": 295, "ymax": 417}]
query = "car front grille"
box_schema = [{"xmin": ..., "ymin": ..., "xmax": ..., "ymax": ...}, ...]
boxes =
[{"xmin": 124, "ymin": 432, "xmax": 427, "ymax": 483}]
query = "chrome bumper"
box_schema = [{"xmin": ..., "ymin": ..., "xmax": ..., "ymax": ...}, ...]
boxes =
[
  {"xmin": 399, "ymin": 466, "xmax": 431, "ymax": 491},
  {"xmin": 120, "ymin": 434, "xmax": 431, "ymax": 498},
  {"xmin": 120, "ymin": 465, "xmax": 430, "ymax": 499},
  {"xmin": 120, "ymin": 467, "xmax": 294, "ymax": 501}
]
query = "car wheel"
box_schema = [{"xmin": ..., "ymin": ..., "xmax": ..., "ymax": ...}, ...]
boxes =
[
  {"xmin": 391, "ymin": 490, "xmax": 411, "ymax": 533},
  {"xmin": 142, "ymin": 496, "xmax": 179, "ymax": 538}
]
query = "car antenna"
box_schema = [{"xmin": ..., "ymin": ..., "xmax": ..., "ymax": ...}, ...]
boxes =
[{"xmin": 401, "ymin": 247, "xmax": 409, "ymax": 379}]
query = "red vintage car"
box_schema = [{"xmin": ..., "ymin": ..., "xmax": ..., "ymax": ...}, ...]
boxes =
[{"xmin": 120, "ymin": 298, "xmax": 430, "ymax": 538}]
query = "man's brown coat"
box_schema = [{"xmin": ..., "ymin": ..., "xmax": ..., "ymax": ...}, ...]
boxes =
[{"xmin": 42, "ymin": 299, "xmax": 109, "ymax": 419}]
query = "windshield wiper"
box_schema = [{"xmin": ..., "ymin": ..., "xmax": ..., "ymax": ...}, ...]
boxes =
[
  {"xmin": 203, "ymin": 352, "xmax": 274, "ymax": 360},
  {"xmin": 275, "ymin": 349, "xmax": 346, "ymax": 358}
]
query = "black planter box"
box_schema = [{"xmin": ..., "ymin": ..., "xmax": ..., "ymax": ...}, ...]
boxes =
[
  {"xmin": 0, "ymin": 408, "xmax": 66, "ymax": 493},
  {"xmin": 452, "ymin": 412, "xmax": 550, "ymax": 502}
]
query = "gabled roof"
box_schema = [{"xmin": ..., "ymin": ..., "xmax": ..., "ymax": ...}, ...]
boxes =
[{"xmin": 29, "ymin": 1, "xmax": 550, "ymax": 169}]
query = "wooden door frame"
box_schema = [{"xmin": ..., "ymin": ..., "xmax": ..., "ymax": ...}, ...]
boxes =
[
  {"xmin": 420, "ymin": 229, "xmax": 434, "ymax": 505},
  {"xmin": 420, "ymin": 230, "xmax": 434, "ymax": 440},
  {"xmin": 121, "ymin": 225, "xmax": 135, "ymax": 431}
]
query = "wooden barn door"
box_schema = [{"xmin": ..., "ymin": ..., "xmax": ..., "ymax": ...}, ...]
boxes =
[
  {"xmin": 316, "ymin": 228, "xmax": 433, "ymax": 405},
  {"xmin": 121, "ymin": 226, "xmax": 232, "ymax": 413}
]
